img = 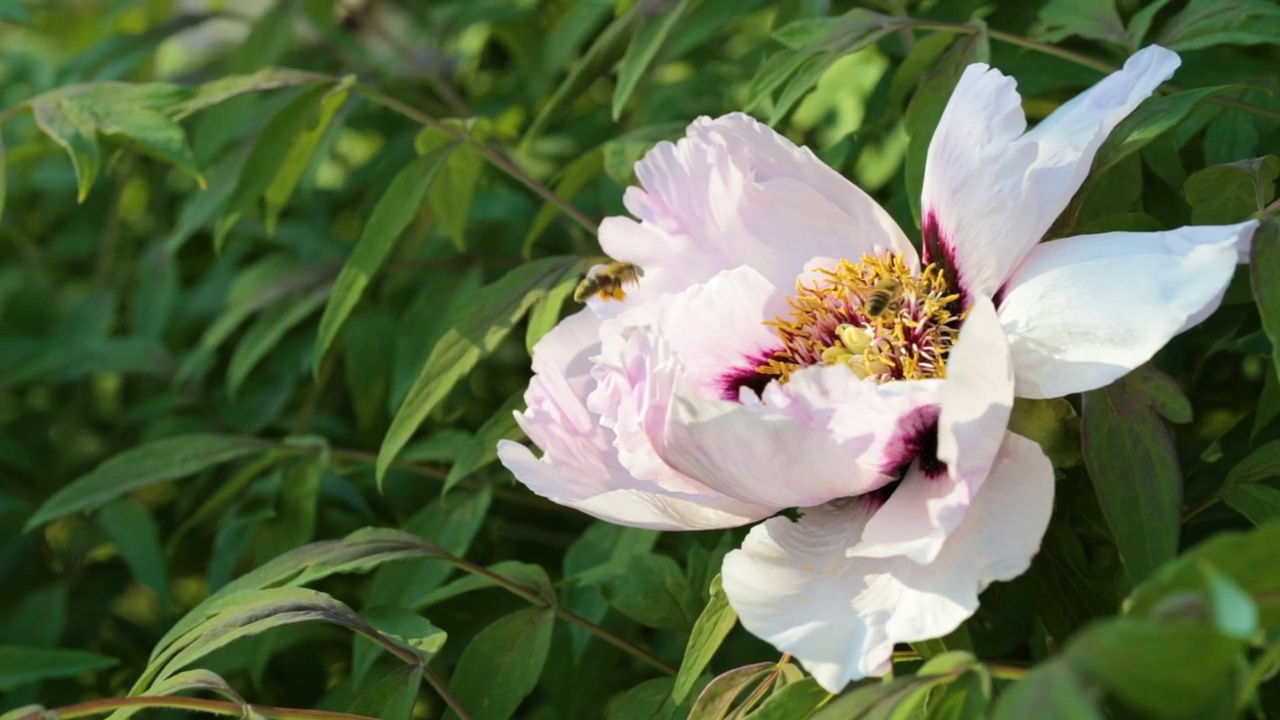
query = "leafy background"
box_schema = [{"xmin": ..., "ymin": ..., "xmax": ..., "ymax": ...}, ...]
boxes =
[{"xmin": 1, "ymin": 0, "xmax": 1279, "ymax": 718}]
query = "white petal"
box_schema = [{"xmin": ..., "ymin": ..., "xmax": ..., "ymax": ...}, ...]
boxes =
[
  {"xmin": 921, "ymin": 46, "xmax": 1180, "ymax": 301},
  {"xmin": 599, "ymin": 113, "xmax": 914, "ymax": 304},
  {"xmin": 661, "ymin": 385, "xmax": 895, "ymax": 509},
  {"xmin": 999, "ymin": 221, "xmax": 1256, "ymax": 399},
  {"xmin": 721, "ymin": 431, "xmax": 1054, "ymax": 693},
  {"xmin": 853, "ymin": 297, "xmax": 1014, "ymax": 563}
]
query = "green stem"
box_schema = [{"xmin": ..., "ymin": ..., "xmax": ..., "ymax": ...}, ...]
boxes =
[
  {"xmin": 355, "ymin": 86, "xmax": 598, "ymax": 234},
  {"xmin": 16, "ymin": 696, "xmax": 375, "ymax": 720}
]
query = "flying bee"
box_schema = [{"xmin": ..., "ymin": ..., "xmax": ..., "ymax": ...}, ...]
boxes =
[
  {"xmin": 574, "ymin": 261, "xmax": 645, "ymax": 303},
  {"xmin": 863, "ymin": 278, "xmax": 902, "ymax": 318}
]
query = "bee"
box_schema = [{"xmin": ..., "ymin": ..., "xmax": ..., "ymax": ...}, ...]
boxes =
[
  {"xmin": 863, "ymin": 278, "xmax": 901, "ymax": 318},
  {"xmin": 574, "ymin": 261, "xmax": 645, "ymax": 303}
]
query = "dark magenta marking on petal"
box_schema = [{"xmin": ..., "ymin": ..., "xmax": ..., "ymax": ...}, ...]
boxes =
[
  {"xmin": 917, "ymin": 423, "xmax": 947, "ymax": 479},
  {"xmin": 718, "ymin": 349, "xmax": 780, "ymax": 401},
  {"xmin": 880, "ymin": 405, "xmax": 941, "ymax": 477},
  {"xmin": 921, "ymin": 210, "xmax": 966, "ymax": 314}
]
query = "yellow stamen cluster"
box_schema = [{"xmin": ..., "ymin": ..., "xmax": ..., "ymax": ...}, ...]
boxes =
[{"xmin": 757, "ymin": 253, "xmax": 964, "ymax": 383}]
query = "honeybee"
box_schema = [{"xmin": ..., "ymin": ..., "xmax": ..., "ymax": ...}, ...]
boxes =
[
  {"xmin": 574, "ymin": 261, "xmax": 645, "ymax": 303},
  {"xmin": 863, "ymin": 278, "xmax": 901, "ymax": 318}
]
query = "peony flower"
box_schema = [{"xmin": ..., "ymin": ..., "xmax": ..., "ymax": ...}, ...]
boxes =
[{"xmin": 497, "ymin": 44, "xmax": 1256, "ymax": 692}]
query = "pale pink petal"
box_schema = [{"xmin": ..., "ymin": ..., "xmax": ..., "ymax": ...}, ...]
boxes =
[
  {"xmin": 599, "ymin": 113, "xmax": 914, "ymax": 304},
  {"xmin": 721, "ymin": 432, "xmax": 1053, "ymax": 693},
  {"xmin": 999, "ymin": 221, "xmax": 1257, "ymax": 399},
  {"xmin": 660, "ymin": 384, "xmax": 896, "ymax": 509},
  {"xmin": 922, "ymin": 46, "xmax": 1180, "ymax": 302},
  {"xmin": 502, "ymin": 306, "xmax": 774, "ymax": 531},
  {"xmin": 765, "ymin": 364, "xmax": 944, "ymax": 477},
  {"xmin": 852, "ymin": 297, "xmax": 1013, "ymax": 563}
]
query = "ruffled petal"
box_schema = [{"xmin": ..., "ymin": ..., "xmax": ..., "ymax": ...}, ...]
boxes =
[
  {"xmin": 852, "ymin": 297, "xmax": 1014, "ymax": 563},
  {"xmin": 599, "ymin": 113, "xmax": 914, "ymax": 305},
  {"xmin": 998, "ymin": 221, "xmax": 1257, "ymax": 399},
  {"xmin": 501, "ymin": 305, "xmax": 774, "ymax": 531},
  {"xmin": 922, "ymin": 46, "xmax": 1180, "ymax": 302},
  {"xmin": 721, "ymin": 431, "xmax": 1054, "ymax": 693}
]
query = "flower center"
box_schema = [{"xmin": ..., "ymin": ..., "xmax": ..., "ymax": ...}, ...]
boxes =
[{"xmin": 758, "ymin": 253, "xmax": 964, "ymax": 383}]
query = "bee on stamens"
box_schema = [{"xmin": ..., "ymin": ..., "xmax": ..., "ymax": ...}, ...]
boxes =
[
  {"xmin": 863, "ymin": 278, "xmax": 902, "ymax": 319},
  {"xmin": 573, "ymin": 261, "xmax": 645, "ymax": 303}
]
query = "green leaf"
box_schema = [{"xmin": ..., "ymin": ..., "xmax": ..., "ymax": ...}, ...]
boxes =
[
  {"xmin": 366, "ymin": 488, "xmax": 492, "ymax": 609},
  {"xmin": 1251, "ymin": 220, "xmax": 1280, "ymax": 382},
  {"xmin": 227, "ymin": 283, "xmax": 330, "ymax": 398},
  {"xmin": 377, "ymin": 256, "xmax": 581, "ymax": 484},
  {"xmin": 348, "ymin": 665, "xmax": 423, "ymax": 720},
  {"xmin": 1090, "ymin": 85, "xmax": 1247, "ymax": 180},
  {"xmin": 420, "ymin": 561, "xmax": 555, "ymax": 609},
  {"xmin": 1008, "ymin": 398, "xmax": 1082, "ymax": 469},
  {"xmin": 0, "ymin": 0, "xmax": 32, "ymax": 23},
  {"xmin": 415, "ymin": 121, "xmax": 489, "ymax": 252},
  {"xmin": 1185, "ymin": 156, "xmax": 1279, "ymax": 224},
  {"xmin": 1123, "ymin": 364, "xmax": 1193, "ymax": 424},
  {"xmin": 251, "ymin": 445, "xmax": 328, "ymax": 563},
  {"xmin": 1037, "ymin": 0, "xmax": 1128, "ymax": 47},
  {"xmin": 525, "ymin": 265, "xmax": 584, "ymax": 352},
  {"xmin": 361, "ymin": 606, "xmax": 448, "ymax": 663},
  {"xmin": 26, "ymin": 434, "xmax": 269, "ymax": 530},
  {"xmin": 601, "ymin": 553, "xmax": 701, "ymax": 632},
  {"xmin": 312, "ymin": 144, "xmax": 458, "ymax": 375},
  {"xmin": 903, "ymin": 31, "xmax": 990, "ymax": 224},
  {"xmin": 674, "ymin": 574, "xmax": 738, "ymax": 704},
  {"xmin": 610, "ymin": 677, "xmax": 689, "ymax": 720},
  {"xmin": 521, "ymin": 150, "xmax": 603, "ymax": 257},
  {"xmin": 1069, "ymin": 618, "xmax": 1243, "ymax": 719},
  {"xmin": 687, "ymin": 662, "xmax": 776, "ymax": 720},
  {"xmin": 171, "ymin": 67, "xmax": 329, "ymax": 119},
  {"xmin": 443, "ymin": 608, "xmax": 554, "ymax": 720},
  {"xmin": 612, "ymin": 0, "xmax": 694, "ymax": 120},
  {"xmin": 1156, "ymin": 0, "xmax": 1280, "ymax": 50},
  {"xmin": 98, "ymin": 499, "xmax": 172, "ymax": 605},
  {"xmin": 1223, "ymin": 482, "xmax": 1280, "ymax": 526},
  {"xmin": 525, "ymin": 8, "xmax": 637, "ymax": 142},
  {"xmin": 1127, "ymin": 522, "xmax": 1280, "ymax": 625},
  {"xmin": 0, "ymin": 646, "xmax": 118, "ymax": 692},
  {"xmin": 992, "ymin": 662, "xmax": 1104, "ymax": 720},
  {"xmin": 263, "ymin": 80, "xmax": 352, "ymax": 235},
  {"xmin": 214, "ymin": 83, "xmax": 338, "ymax": 249},
  {"xmin": 1018, "ymin": 515, "xmax": 1121, "ymax": 644},
  {"xmin": 443, "ymin": 390, "xmax": 524, "ymax": 494},
  {"xmin": 745, "ymin": 678, "xmax": 830, "ymax": 720},
  {"xmin": 1081, "ymin": 373, "xmax": 1182, "ymax": 585}
]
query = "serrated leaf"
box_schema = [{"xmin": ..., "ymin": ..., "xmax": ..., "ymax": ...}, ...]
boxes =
[
  {"xmin": 313, "ymin": 144, "xmax": 457, "ymax": 375},
  {"xmin": 1081, "ymin": 374, "xmax": 1182, "ymax": 585},
  {"xmin": 612, "ymin": 0, "xmax": 693, "ymax": 119},
  {"xmin": 0, "ymin": 646, "xmax": 118, "ymax": 692},
  {"xmin": 674, "ymin": 574, "xmax": 738, "ymax": 704},
  {"xmin": 98, "ymin": 499, "xmax": 172, "ymax": 605},
  {"xmin": 26, "ymin": 434, "xmax": 269, "ymax": 530},
  {"xmin": 376, "ymin": 256, "xmax": 580, "ymax": 484},
  {"xmin": 444, "ymin": 608, "xmax": 554, "ymax": 720}
]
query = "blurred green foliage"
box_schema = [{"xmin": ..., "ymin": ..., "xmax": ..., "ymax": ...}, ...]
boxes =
[{"xmin": 0, "ymin": 0, "xmax": 1278, "ymax": 718}]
